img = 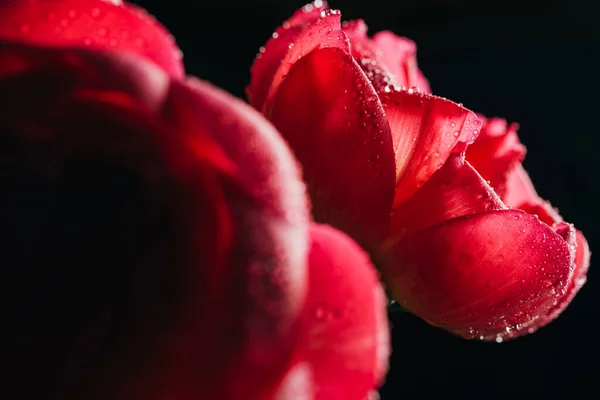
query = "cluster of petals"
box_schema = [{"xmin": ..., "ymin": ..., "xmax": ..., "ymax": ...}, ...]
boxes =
[{"xmin": 247, "ymin": 1, "xmax": 590, "ymax": 341}]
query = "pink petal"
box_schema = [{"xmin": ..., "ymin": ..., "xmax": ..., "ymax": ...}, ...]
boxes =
[
  {"xmin": 503, "ymin": 164, "xmax": 540, "ymax": 208},
  {"xmin": 372, "ymin": 31, "xmax": 430, "ymax": 93},
  {"xmin": 377, "ymin": 89, "xmax": 480, "ymax": 206},
  {"xmin": 0, "ymin": 0, "xmax": 184, "ymax": 78},
  {"xmin": 466, "ymin": 115, "xmax": 526, "ymax": 198},
  {"xmin": 279, "ymin": 223, "xmax": 390, "ymax": 399},
  {"xmin": 342, "ymin": 21, "xmax": 429, "ymax": 94},
  {"xmin": 389, "ymin": 154, "xmax": 506, "ymax": 243},
  {"xmin": 247, "ymin": 5, "xmax": 349, "ymax": 112},
  {"xmin": 383, "ymin": 210, "xmax": 576, "ymax": 342},
  {"xmin": 266, "ymin": 47, "xmax": 396, "ymax": 244}
]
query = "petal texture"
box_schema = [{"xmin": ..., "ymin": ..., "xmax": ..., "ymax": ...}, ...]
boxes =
[
  {"xmin": 267, "ymin": 47, "xmax": 396, "ymax": 244},
  {"xmin": 0, "ymin": 0, "xmax": 184, "ymax": 78}
]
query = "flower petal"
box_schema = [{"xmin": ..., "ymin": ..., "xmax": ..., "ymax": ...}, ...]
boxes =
[
  {"xmin": 383, "ymin": 210, "xmax": 575, "ymax": 341},
  {"xmin": 466, "ymin": 115, "xmax": 526, "ymax": 198},
  {"xmin": 286, "ymin": 223, "xmax": 390, "ymax": 399},
  {"xmin": 247, "ymin": 5, "xmax": 349, "ymax": 112},
  {"xmin": 341, "ymin": 21, "xmax": 429, "ymax": 94},
  {"xmin": 378, "ymin": 89, "xmax": 480, "ymax": 206},
  {"xmin": 372, "ymin": 31, "xmax": 430, "ymax": 93},
  {"xmin": 0, "ymin": 0, "xmax": 184, "ymax": 78},
  {"xmin": 266, "ymin": 47, "xmax": 396, "ymax": 244},
  {"xmin": 388, "ymin": 154, "xmax": 506, "ymax": 244},
  {"xmin": 1, "ymin": 43, "xmax": 311, "ymax": 399},
  {"xmin": 522, "ymin": 229, "xmax": 590, "ymax": 337},
  {"xmin": 503, "ymin": 164, "xmax": 540, "ymax": 208}
]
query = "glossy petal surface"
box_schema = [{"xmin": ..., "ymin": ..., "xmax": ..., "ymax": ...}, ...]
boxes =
[
  {"xmin": 389, "ymin": 154, "xmax": 506, "ymax": 243},
  {"xmin": 378, "ymin": 89, "xmax": 480, "ymax": 206},
  {"xmin": 278, "ymin": 224, "xmax": 389, "ymax": 400},
  {"xmin": 0, "ymin": 0, "xmax": 184, "ymax": 78},
  {"xmin": 385, "ymin": 210, "xmax": 575, "ymax": 341},
  {"xmin": 372, "ymin": 31, "xmax": 430, "ymax": 92},
  {"xmin": 248, "ymin": 7, "xmax": 348, "ymax": 112},
  {"xmin": 466, "ymin": 116, "xmax": 526, "ymax": 198},
  {"xmin": 267, "ymin": 47, "xmax": 395, "ymax": 244}
]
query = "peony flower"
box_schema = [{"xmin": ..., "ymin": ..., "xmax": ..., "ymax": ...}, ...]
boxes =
[
  {"xmin": 247, "ymin": 1, "xmax": 589, "ymax": 341},
  {"xmin": 1, "ymin": 2, "xmax": 390, "ymax": 398}
]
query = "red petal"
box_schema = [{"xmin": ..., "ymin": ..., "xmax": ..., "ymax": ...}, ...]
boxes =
[
  {"xmin": 342, "ymin": 21, "xmax": 429, "ymax": 94},
  {"xmin": 388, "ymin": 154, "xmax": 506, "ymax": 244},
  {"xmin": 523, "ymin": 229, "xmax": 590, "ymax": 336},
  {"xmin": 0, "ymin": 42, "xmax": 172, "ymax": 121},
  {"xmin": 247, "ymin": 6, "xmax": 349, "ymax": 112},
  {"xmin": 518, "ymin": 200, "xmax": 563, "ymax": 227},
  {"xmin": 378, "ymin": 89, "xmax": 480, "ymax": 206},
  {"xmin": 1, "ymin": 43, "xmax": 311, "ymax": 399},
  {"xmin": 150, "ymin": 78, "xmax": 311, "ymax": 399},
  {"xmin": 372, "ymin": 31, "xmax": 430, "ymax": 93},
  {"xmin": 466, "ymin": 115, "xmax": 526, "ymax": 198},
  {"xmin": 283, "ymin": 1, "xmax": 329, "ymax": 28},
  {"xmin": 383, "ymin": 210, "xmax": 575, "ymax": 342},
  {"xmin": 0, "ymin": 0, "xmax": 184, "ymax": 78},
  {"xmin": 503, "ymin": 164, "xmax": 540, "ymax": 207},
  {"xmin": 266, "ymin": 47, "xmax": 396, "ymax": 244},
  {"xmin": 281, "ymin": 223, "xmax": 390, "ymax": 399}
]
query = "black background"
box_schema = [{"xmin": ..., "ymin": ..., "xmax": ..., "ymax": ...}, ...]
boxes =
[
  {"xmin": 131, "ymin": 0, "xmax": 599, "ymax": 398},
  {"xmin": 10, "ymin": 0, "xmax": 594, "ymax": 398}
]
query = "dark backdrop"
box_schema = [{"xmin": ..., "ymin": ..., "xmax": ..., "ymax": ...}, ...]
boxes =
[{"xmin": 142, "ymin": 1, "xmax": 599, "ymax": 398}]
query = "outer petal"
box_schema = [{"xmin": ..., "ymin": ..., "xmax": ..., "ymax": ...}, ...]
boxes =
[
  {"xmin": 247, "ymin": 4, "xmax": 348, "ymax": 112},
  {"xmin": 523, "ymin": 229, "xmax": 590, "ymax": 337},
  {"xmin": 466, "ymin": 115, "xmax": 526, "ymax": 198},
  {"xmin": 129, "ymin": 78, "xmax": 310, "ymax": 400},
  {"xmin": 378, "ymin": 89, "xmax": 480, "ymax": 206},
  {"xmin": 1, "ymin": 43, "xmax": 310, "ymax": 400},
  {"xmin": 383, "ymin": 210, "xmax": 576, "ymax": 342},
  {"xmin": 277, "ymin": 224, "xmax": 390, "ymax": 400},
  {"xmin": 0, "ymin": 0, "xmax": 184, "ymax": 78},
  {"xmin": 266, "ymin": 47, "xmax": 396, "ymax": 244},
  {"xmin": 388, "ymin": 154, "xmax": 506, "ymax": 245}
]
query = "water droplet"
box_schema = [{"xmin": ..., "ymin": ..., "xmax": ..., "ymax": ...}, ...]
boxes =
[
  {"xmin": 108, "ymin": 38, "xmax": 118, "ymax": 47},
  {"xmin": 97, "ymin": 28, "xmax": 108, "ymax": 37},
  {"xmin": 259, "ymin": 46, "xmax": 266, "ymax": 54},
  {"xmin": 453, "ymin": 131, "xmax": 459, "ymax": 137},
  {"xmin": 495, "ymin": 336, "xmax": 503, "ymax": 343},
  {"xmin": 313, "ymin": 304, "xmax": 326, "ymax": 320},
  {"xmin": 91, "ymin": 8, "xmax": 101, "ymax": 18},
  {"xmin": 19, "ymin": 24, "xmax": 31, "ymax": 34},
  {"xmin": 83, "ymin": 38, "xmax": 92, "ymax": 45},
  {"xmin": 272, "ymin": 31, "xmax": 279, "ymax": 39},
  {"xmin": 68, "ymin": 9, "xmax": 76, "ymax": 18},
  {"xmin": 450, "ymin": 122, "xmax": 456, "ymax": 128}
]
